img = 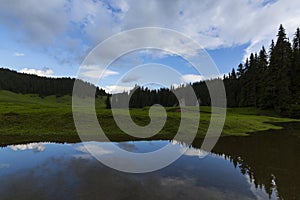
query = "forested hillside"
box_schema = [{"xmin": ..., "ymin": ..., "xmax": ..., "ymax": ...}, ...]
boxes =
[{"xmin": 0, "ymin": 68, "xmax": 107, "ymax": 97}]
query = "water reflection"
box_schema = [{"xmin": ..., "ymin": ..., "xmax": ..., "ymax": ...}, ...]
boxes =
[
  {"xmin": 10, "ymin": 143, "xmax": 46, "ymax": 152},
  {"xmin": 204, "ymin": 131, "xmax": 300, "ymax": 200},
  {"xmin": 0, "ymin": 139, "xmax": 287, "ymax": 200}
]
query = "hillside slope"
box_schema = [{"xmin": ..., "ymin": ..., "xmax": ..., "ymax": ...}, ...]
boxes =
[{"xmin": 0, "ymin": 68, "xmax": 107, "ymax": 97}]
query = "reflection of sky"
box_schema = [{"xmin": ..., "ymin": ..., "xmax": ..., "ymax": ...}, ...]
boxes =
[
  {"xmin": 247, "ymin": 174, "xmax": 278, "ymax": 200},
  {"xmin": 0, "ymin": 141, "xmax": 277, "ymax": 199},
  {"xmin": 74, "ymin": 140, "xmax": 208, "ymax": 162},
  {"xmin": 10, "ymin": 143, "xmax": 46, "ymax": 152},
  {"xmin": 0, "ymin": 143, "xmax": 77, "ymax": 176}
]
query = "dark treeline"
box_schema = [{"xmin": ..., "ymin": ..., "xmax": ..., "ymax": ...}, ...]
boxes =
[
  {"xmin": 112, "ymin": 86, "xmax": 183, "ymax": 108},
  {"xmin": 111, "ymin": 25, "xmax": 300, "ymax": 117},
  {"xmin": 111, "ymin": 81, "xmax": 214, "ymax": 108},
  {"xmin": 224, "ymin": 25, "xmax": 300, "ymax": 116},
  {"xmin": 0, "ymin": 68, "xmax": 107, "ymax": 97}
]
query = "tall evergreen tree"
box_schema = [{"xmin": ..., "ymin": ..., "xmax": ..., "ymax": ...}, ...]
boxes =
[
  {"xmin": 105, "ymin": 95, "xmax": 111, "ymax": 109},
  {"xmin": 291, "ymin": 28, "xmax": 300, "ymax": 105},
  {"xmin": 242, "ymin": 53, "xmax": 257, "ymax": 107},
  {"xmin": 239, "ymin": 59, "xmax": 250, "ymax": 106},
  {"xmin": 269, "ymin": 25, "xmax": 293, "ymax": 113},
  {"xmin": 257, "ymin": 46, "xmax": 269, "ymax": 107},
  {"xmin": 237, "ymin": 63, "xmax": 244, "ymax": 78}
]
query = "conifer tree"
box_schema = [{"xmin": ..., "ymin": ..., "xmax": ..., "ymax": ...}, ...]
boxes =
[
  {"xmin": 105, "ymin": 95, "xmax": 111, "ymax": 109},
  {"xmin": 269, "ymin": 25, "xmax": 293, "ymax": 113},
  {"xmin": 292, "ymin": 28, "xmax": 300, "ymax": 104}
]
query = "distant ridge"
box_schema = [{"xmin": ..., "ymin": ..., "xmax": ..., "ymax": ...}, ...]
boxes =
[{"xmin": 0, "ymin": 68, "xmax": 107, "ymax": 97}]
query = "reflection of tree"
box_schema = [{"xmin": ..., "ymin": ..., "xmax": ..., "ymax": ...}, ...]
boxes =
[{"xmin": 191, "ymin": 122, "xmax": 300, "ymax": 200}]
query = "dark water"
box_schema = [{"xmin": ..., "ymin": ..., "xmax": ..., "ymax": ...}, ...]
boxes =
[{"xmin": 0, "ymin": 129, "xmax": 299, "ymax": 199}]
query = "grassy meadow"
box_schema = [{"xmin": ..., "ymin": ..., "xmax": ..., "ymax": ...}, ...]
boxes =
[{"xmin": 0, "ymin": 90, "xmax": 299, "ymax": 144}]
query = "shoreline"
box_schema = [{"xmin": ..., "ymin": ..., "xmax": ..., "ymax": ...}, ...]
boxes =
[{"xmin": 1, "ymin": 121, "xmax": 299, "ymax": 147}]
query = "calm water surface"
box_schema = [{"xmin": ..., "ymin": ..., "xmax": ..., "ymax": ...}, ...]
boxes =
[{"xmin": 0, "ymin": 131, "xmax": 299, "ymax": 200}]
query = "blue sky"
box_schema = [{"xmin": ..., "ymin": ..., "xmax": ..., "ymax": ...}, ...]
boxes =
[{"xmin": 0, "ymin": 0, "xmax": 299, "ymax": 93}]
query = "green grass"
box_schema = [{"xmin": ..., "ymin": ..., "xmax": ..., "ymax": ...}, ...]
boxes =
[{"xmin": 0, "ymin": 90, "xmax": 299, "ymax": 141}]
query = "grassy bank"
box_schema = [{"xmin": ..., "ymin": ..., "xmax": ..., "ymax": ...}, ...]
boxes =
[{"xmin": 0, "ymin": 90, "xmax": 299, "ymax": 142}]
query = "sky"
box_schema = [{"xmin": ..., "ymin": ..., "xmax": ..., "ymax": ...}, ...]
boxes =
[{"xmin": 0, "ymin": 0, "xmax": 300, "ymax": 93}]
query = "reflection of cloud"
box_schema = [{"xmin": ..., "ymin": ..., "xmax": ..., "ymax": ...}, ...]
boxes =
[
  {"xmin": 0, "ymin": 140, "xmax": 262, "ymax": 200},
  {"xmin": 183, "ymin": 148, "xmax": 208, "ymax": 158},
  {"xmin": 0, "ymin": 156, "xmax": 257, "ymax": 200},
  {"xmin": 160, "ymin": 177, "xmax": 195, "ymax": 186},
  {"xmin": 117, "ymin": 142, "xmax": 138, "ymax": 152},
  {"xmin": 247, "ymin": 174, "xmax": 277, "ymax": 200},
  {"xmin": 10, "ymin": 143, "xmax": 45, "ymax": 152},
  {"xmin": 75, "ymin": 143, "xmax": 114, "ymax": 159},
  {"xmin": 0, "ymin": 164, "xmax": 10, "ymax": 169},
  {"xmin": 13, "ymin": 52, "xmax": 25, "ymax": 57},
  {"xmin": 171, "ymin": 140, "xmax": 185, "ymax": 147},
  {"xmin": 73, "ymin": 154, "xmax": 93, "ymax": 160},
  {"xmin": 171, "ymin": 140, "xmax": 208, "ymax": 158}
]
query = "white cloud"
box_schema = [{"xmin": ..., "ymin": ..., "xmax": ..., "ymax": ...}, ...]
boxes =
[
  {"xmin": 181, "ymin": 74, "xmax": 205, "ymax": 83},
  {"xmin": 104, "ymin": 85, "xmax": 133, "ymax": 94},
  {"xmin": 13, "ymin": 52, "xmax": 25, "ymax": 57},
  {"xmin": 80, "ymin": 64, "xmax": 119, "ymax": 79},
  {"xmin": 0, "ymin": 0, "xmax": 68, "ymax": 45},
  {"xmin": 117, "ymin": 0, "xmax": 300, "ymax": 55},
  {"xmin": 1, "ymin": 0, "xmax": 300, "ymax": 65},
  {"xmin": 121, "ymin": 75, "xmax": 140, "ymax": 83},
  {"xmin": 19, "ymin": 67, "xmax": 54, "ymax": 77},
  {"xmin": 181, "ymin": 74, "xmax": 224, "ymax": 83}
]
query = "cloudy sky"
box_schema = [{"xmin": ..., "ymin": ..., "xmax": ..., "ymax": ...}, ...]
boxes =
[{"xmin": 0, "ymin": 0, "xmax": 299, "ymax": 92}]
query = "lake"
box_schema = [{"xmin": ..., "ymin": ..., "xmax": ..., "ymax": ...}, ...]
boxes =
[{"xmin": 0, "ymin": 127, "xmax": 299, "ymax": 200}]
